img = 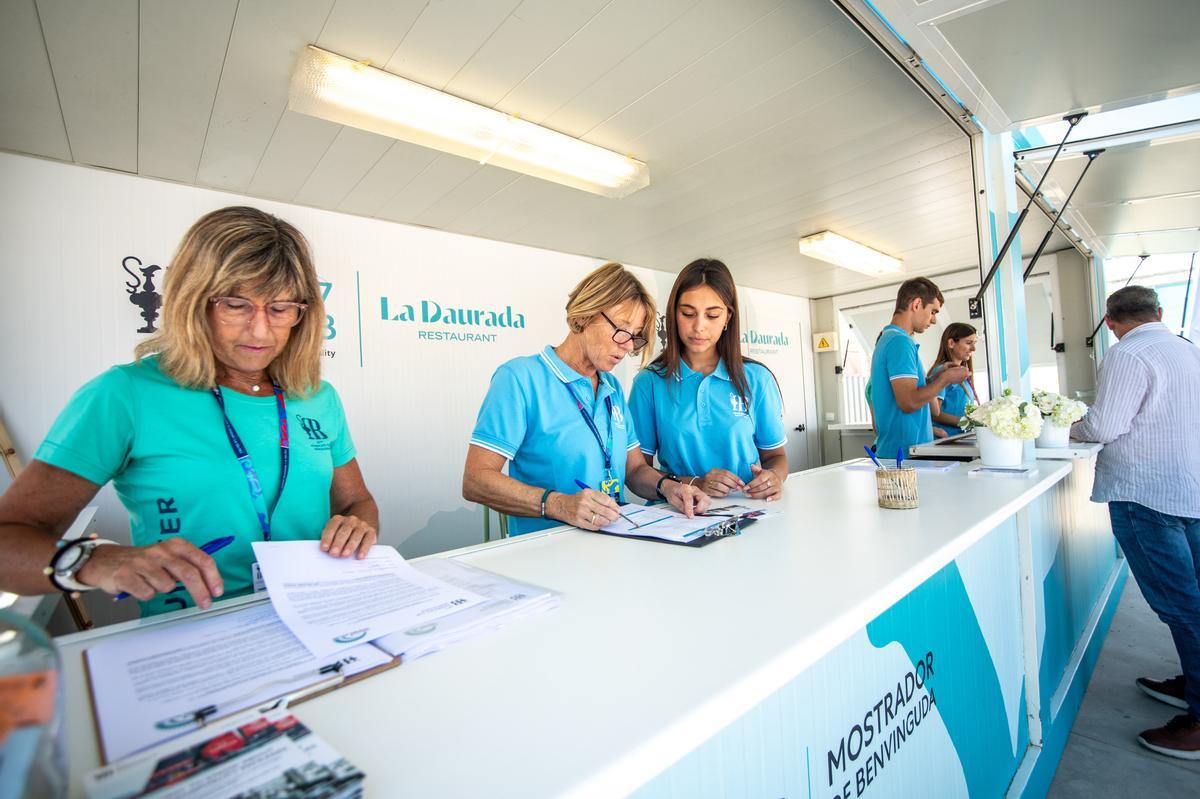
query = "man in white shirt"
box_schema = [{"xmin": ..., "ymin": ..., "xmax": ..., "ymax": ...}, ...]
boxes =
[{"xmin": 1072, "ymin": 285, "xmax": 1200, "ymax": 759}]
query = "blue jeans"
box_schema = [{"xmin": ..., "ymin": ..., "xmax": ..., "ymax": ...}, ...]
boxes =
[{"xmin": 1109, "ymin": 501, "xmax": 1200, "ymax": 717}]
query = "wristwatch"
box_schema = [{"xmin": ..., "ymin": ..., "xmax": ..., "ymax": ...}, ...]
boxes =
[
  {"xmin": 655, "ymin": 473, "xmax": 681, "ymax": 500},
  {"xmin": 44, "ymin": 535, "xmax": 117, "ymax": 593}
]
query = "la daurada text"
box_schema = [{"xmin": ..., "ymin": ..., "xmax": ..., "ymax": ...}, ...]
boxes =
[
  {"xmin": 381, "ymin": 298, "xmax": 526, "ymax": 328},
  {"xmin": 825, "ymin": 651, "xmax": 937, "ymax": 799}
]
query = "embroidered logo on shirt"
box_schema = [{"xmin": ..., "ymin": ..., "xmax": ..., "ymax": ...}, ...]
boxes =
[
  {"xmin": 610, "ymin": 404, "xmax": 626, "ymax": 429},
  {"xmin": 295, "ymin": 415, "xmax": 332, "ymax": 451},
  {"xmin": 729, "ymin": 393, "xmax": 749, "ymax": 417}
]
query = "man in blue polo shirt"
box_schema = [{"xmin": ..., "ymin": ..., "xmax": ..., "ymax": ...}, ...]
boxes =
[{"xmin": 870, "ymin": 277, "xmax": 969, "ymax": 458}]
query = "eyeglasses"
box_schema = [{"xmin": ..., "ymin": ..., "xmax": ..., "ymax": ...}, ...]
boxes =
[
  {"xmin": 209, "ymin": 297, "xmax": 308, "ymax": 328},
  {"xmin": 600, "ymin": 311, "xmax": 648, "ymax": 352}
]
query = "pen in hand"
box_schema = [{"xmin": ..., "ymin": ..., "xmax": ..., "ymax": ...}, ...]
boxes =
[
  {"xmin": 114, "ymin": 536, "xmax": 236, "ymax": 601},
  {"xmin": 573, "ymin": 479, "xmax": 640, "ymax": 529}
]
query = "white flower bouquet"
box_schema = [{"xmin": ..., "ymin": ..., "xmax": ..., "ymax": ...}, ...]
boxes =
[
  {"xmin": 960, "ymin": 389, "xmax": 1044, "ymax": 440},
  {"xmin": 1031, "ymin": 389, "xmax": 1088, "ymax": 427}
]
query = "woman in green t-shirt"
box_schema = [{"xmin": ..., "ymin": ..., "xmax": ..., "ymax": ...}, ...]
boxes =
[{"xmin": 0, "ymin": 207, "xmax": 379, "ymax": 616}]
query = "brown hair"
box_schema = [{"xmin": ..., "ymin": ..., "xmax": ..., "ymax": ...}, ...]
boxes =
[
  {"xmin": 649, "ymin": 258, "xmax": 772, "ymax": 406},
  {"xmin": 134, "ymin": 206, "xmax": 326, "ymax": 396},
  {"xmin": 566, "ymin": 262, "xmax": 657, "ymax": 367},
  {"xmin": 928, "ymin": 322, "xmax": 977, "ymax": 378},
  {"xmin": 894, "ymin": 277, "xmax": 945, "ymax": 313}
]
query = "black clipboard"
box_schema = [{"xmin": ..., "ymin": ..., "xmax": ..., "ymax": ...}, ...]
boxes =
[{"xmin": 588, "ymin": 517, "xmax": 758, "ymax": 547}]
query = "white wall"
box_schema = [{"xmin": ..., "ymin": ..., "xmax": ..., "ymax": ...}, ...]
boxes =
[{"xmin": 0, "ymin": 152, "xmax": 816, "ymax": 566}]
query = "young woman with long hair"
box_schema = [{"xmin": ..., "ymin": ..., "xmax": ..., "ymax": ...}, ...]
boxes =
[
  {"xmin": 628, "ymin": 258, "xmax": 788, "ymax": 500},
  {"xmin": 927, "ymin": 322, "xmax": 978, "ymax": 436}
]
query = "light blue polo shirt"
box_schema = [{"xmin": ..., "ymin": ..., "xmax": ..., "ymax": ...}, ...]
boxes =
[
  {"xmin": 870, "ymin": 325, "xmax": 933, "ymax": 458},
  {"xmin": 629, "ymin": 359, "xmax": 786, "ymax": 483},
  {"xmin": 470, "ymin": 345, "xmax": 640, "ymax": 536},
  {"xmin": 931, "ymin": 364, "xmax": 977, "ymax": 435}
]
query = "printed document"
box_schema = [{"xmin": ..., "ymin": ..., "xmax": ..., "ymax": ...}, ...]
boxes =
[
  {"xmin": 251, "ymin": 542, "xmax": 487, "ymax": 658},
  {"xmin": 85, "ymin": 603, "xmax": 390, "ymax": 763}
]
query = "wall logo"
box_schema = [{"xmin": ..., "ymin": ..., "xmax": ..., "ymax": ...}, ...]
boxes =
[
  {"xmin": 741, "ymin": 329, "xmax": 789, "ymax": 347},
  {"xmin": 381, "ymin": 297, "xmax": 526, "ymax": 344},
  {"xmin": 729, "ymin": 393, "xmax": 748, "ymax": 417},
  {"xmin": 122, "ymin": 256, "xmax": 163, "ymax": 334},
  {"xmin": 656, "ymin": 312, "xmax": 668, "ymax": 352}
]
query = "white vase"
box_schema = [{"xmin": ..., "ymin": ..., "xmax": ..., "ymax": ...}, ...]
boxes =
[
  {"xmin": 1036, "ymin": 421, "xmax": 1071, "ymax": 449},
  {"xmin": 976, "ymin": 428, "xmax": 1024, "ymax": 467}
]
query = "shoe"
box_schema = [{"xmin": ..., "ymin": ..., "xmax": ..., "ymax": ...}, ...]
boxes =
[
  {"xmin": 1136, "ymin": 675, "xmax": 1189, "ymax": 709},
  {"xmin": 1137, "ymin": 714, "xmax": 1200, "ymax": 760}
]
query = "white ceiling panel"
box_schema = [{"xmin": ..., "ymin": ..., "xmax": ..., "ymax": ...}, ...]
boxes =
[
  {"xmin": 316, "ymin": 0, "xmax": 428, "ymax": 65},
  {"xmin": 37, "ymin": 0, "xmax": 138, "ymax": 171},
  {"xmin": 295, "ymin": 127, "xmax": 393, "ymax": 208},
  {"xmin": 336, "ymin": 141, "xmax": 439, "ymax": 217},
  {"xmin": 1101, "ymin": 230, "xmax": 1200, "ymax": 258},
  {"xmin": 376, "ymin": 156, "xmax": 485, "ymax": 223},
  {"xmin": 0, "ymin": 0, "xmax": 71, "ymax": 161},
  {"xmin": 246, "ymin": 111, "xmax": 341, "ymax": 201},
  {"xmin": 442, "ymin": 0, "xmax": 611, "ymax": 107},
  {"xmin": 492, "ymin": 0, "xmax": 699, "ymax": 124},
  {"xmin": 196, "ymin": 0, "xmax": 334, "ymax": 191},
  {"xmin": 139, "ymin": 0, "xmax": 238, "ymax": 183},
  {"xmin": 540, "ymin": 0, "xmax": 784, "ymax": 138},
  {"xmin": 385, "ymin": 0, "xmax": 522, "ymax": 90},
  {"xmin": 412, "ymin": 168, "xmax": 522, "ymax": 231}
]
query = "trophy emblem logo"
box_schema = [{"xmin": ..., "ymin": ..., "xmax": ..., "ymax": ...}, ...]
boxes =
[{"xmin": 122, "ymin": 255, "xmax": 163, "ymax": 334}]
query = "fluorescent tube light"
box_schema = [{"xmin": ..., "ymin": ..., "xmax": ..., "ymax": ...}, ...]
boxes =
[
  {"xmin": 289, "ymin": 46, "xmax": 649, "ymax": 198},
  {"xmin": 797, "ymin": 231, "xmax": 902, "ymax": 276}
]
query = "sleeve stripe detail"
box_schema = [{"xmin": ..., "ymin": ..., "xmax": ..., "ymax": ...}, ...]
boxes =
[
  {"xmin": 888, "ymin": 374, "xmax": 919, "ymax": 382},
  {"xmin": 468, "ymin": 438, "xmax": 516, "ymax": 460},
  {"xmin": 758, "ymin": 437, "xmax": 788, "ymax": 450}
]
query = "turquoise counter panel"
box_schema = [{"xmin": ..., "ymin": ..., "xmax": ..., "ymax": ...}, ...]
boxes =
[{"xmin": 633, "ymin": 464, "xmax": 1123, "ymax": 799}]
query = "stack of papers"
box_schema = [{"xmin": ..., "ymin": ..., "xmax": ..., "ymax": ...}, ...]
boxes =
[
  {"xmin": 373, "ymin": 558, "xmax": 560, "ymax": 661},
  {"xmin": 83, "ymin": 711, "xmax": 363, "ymax": 799},
  {"xmin": 85, "ymin": 547, "xmax": 561, "ymax": 763}
]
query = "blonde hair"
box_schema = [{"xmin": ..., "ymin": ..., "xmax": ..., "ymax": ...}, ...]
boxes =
[
  {"xmin": 134, "ymin": 206, "xmax": 326, "ymax": 396},
  {"xmin": 566, "ymin": 262, "xmax": 657, "ymax": 367}
]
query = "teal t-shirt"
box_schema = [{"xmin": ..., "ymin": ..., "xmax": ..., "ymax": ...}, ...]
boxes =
[{"xmin": 35, "ymin": 357, "xmax": 356, "ymax": 616}]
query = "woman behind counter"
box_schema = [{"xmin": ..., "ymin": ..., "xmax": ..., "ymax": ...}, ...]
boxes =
[
  {"xmin": 628, "ymin": 259, "xmax": 788, "ymax": 500},
  {"xmin": 462, "ymin": 262, "xmax": 709, "ymax": 535},
  {"xmin": 928, "ymin": 322, "xmax": 978, "ymax": 436},
  {"xmin": 0, "ymin": 206, "xmax": 378, "ymax": 615}
]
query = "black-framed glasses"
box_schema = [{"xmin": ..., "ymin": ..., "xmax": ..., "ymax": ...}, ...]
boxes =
[
  {"xmin": 210, "ymin": 297, "xmax": 308, "ymax": 328},
  {"xmin": 600, "ymin": 311, "xmax": 648, "ymax": 352}
]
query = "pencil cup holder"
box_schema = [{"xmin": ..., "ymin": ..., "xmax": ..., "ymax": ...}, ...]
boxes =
[{"xmin": 876, "ymin": 467, "xmax": 919, "ymax": 509}]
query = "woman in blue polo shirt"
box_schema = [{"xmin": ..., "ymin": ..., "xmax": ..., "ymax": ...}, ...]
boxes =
[
  {"xmin": 463, "ymin": 263, "xmax": 710, "ymax": 535},
  {"xmin": 928, "ymin": 323, "xmax": 978, "ymax": 436},
  {"xmin": 628, "ymin": 259, "xmax": 788, "ymax": 501}
]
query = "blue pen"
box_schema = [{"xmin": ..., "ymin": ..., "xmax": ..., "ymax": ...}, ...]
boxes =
[
  {"xmin": 863, "ymin": 445, "xmax": 884, "ymax": 470},
  {"xmin": 573, "ymin": 479, "xmax": 640, "ymax": 528},
  {"xmin": 114, "ymin": 535, "xmax": 236, "ymax": 601},
  {"xmin": 896, "ymin": 448, "xmax": 905, "ymax": 470}
]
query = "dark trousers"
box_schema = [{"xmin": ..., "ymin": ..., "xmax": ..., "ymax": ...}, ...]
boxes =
[{"xmin": 1109, "ymin": 501, "xmax": 1200, "ymax": 717}]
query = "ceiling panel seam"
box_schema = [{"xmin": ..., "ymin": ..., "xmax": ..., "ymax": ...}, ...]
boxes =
[
  {"xmin": 192, "ymin": 0, "xmax": 239, "ymax": 184},
  {"xmin": 291, "ymin": 123, "xmax": 345, "ymax": 202},
  {"xmin": 380, "ymin": 1, "xmax": 430, "ymax": 69},
  {"xmin": 32, "ymin": 0, "xmax": 73, "ymax": 162}
]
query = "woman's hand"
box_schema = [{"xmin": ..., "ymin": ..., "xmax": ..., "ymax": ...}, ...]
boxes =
[
  {"xmin": 933, "ymin": 427, "xmax": 948, "ymax": 439},
  {"xmin": 664, "ymin": 480, "xmax": 711, "ymax": 518},
  {"xmin": 320, "ymin": 515, "xmax": 378, "ymax": 559},
  {"xmin": 77, "ymin": 539, "xmax": 224, "ymax": 608},
  {"xmin": 700, "ymin": 468, "xmax": 745, "ymax": 497},
  {"xmin": 551, "ymin": 489, "xmax": 621, "ymax": 530},
  {"xmin": 744, "ymin": 464, "xmax": 783, "ymax": 501}
]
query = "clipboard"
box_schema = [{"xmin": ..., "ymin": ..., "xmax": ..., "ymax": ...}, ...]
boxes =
[{"xmin": 590, "ymin": 517, "xmax": 759, "ymax": 547}]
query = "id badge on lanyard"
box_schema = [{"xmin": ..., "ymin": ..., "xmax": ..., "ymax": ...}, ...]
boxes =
[
  {"xmin": 564, "ymin": 382, "xmax": 621, "ymax": 500},
  {"xmin": 211, "ymin": 383, "xmax": 290, "ymax": 590}
]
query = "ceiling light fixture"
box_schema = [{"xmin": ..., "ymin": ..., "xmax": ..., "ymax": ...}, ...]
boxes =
[
  {"xmin": 289, "ymin": 46, "xmax": 649, "ymax": 198},
  {"xmin": 797, "ymin": 231, "xmax": 902, "ymax": 276}
]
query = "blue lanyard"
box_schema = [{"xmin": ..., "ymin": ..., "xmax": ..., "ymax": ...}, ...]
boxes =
[
  {"xmin": 211, "ymin": 382, "xmax": 289, "ymax": 541},
  {"xmin": 563, "ymin": 381, "xmax": 613, "ymax": 473}
]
